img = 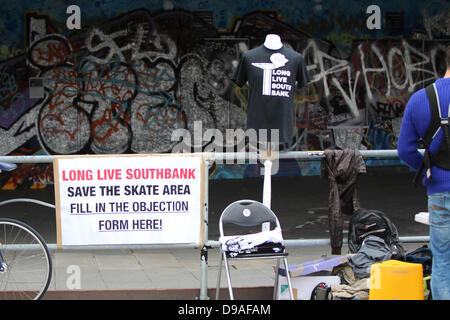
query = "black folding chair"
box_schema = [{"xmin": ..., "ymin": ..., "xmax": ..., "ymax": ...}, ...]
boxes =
[{"xmin": 215, "ymin": 200, "xmax": 294, "ymax": 300}]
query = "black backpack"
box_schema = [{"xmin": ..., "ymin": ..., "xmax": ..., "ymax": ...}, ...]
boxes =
[
  {"xmin": 405, "ymin": 245, "xmax": 433, "ymax": 277},
  {"xmin": 310, "ymin": 282, "xmax": 331, "ymax": 300},
  {"xmin": 348, "ymin": 209, "xmax": 406, "ymax": 260},
  {"xmin": 414, "ymin": 82, "xmax": 450, "ymax": 186}
]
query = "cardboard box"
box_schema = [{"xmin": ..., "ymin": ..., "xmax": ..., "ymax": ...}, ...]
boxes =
[
  {"xmin": 276, "ymin": 255, "xmax": 349, "ymax": 300},
  {"xmin": 278, "ymin": 255, "xmax": 350, "ymax": 277}
]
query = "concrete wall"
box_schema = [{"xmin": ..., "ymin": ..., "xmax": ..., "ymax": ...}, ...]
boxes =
[{"xmin": 0, "ymin": 0, "xmax": 449, "ymax": 186}]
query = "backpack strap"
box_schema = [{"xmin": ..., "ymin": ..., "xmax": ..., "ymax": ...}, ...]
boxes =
[
  {"xmin": 425, "ymin": 84, "xmax": 450, "ymax": 169},
  {"xmin": 413, "ymin": 83, "xmax": 440, "ymax": 186},
  {"xmin": 424, "ymin": 84, "xmax": 441, "ymax": 145}
]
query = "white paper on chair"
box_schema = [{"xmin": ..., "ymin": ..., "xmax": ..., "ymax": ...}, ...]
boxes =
[{"xmin": 219, "ymin": 227, "xmax": 283, "ymax": 252}]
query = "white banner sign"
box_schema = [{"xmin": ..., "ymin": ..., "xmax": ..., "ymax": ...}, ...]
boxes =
[{"xmin": 54, "ymin": 154, "xmax": 205, "ymax": 247}]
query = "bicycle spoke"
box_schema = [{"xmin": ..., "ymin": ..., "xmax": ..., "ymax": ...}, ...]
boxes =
[{"xmin": 0, "ymin": 219, "xmax": 52, "ymax": 300}]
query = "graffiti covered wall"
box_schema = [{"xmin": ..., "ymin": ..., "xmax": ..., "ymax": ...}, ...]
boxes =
[{"xmin": 0, "ymin": 0, "xmax": 449, "ymax": 188}]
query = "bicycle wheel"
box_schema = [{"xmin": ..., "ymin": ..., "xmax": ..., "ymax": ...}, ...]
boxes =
[{"xmin": 0, "ymin": 218, "xmax": 52, "ymax": 300}]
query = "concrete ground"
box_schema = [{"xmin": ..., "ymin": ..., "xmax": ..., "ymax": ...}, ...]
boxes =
[{"xmin": 0, "ymin": 166, "xmax": 430, "ymax": 299}]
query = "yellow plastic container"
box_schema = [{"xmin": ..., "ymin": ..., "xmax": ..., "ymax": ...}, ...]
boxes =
[{"xmin": 369, "ymin": 260, "xmax": 424, "ymax": 300}]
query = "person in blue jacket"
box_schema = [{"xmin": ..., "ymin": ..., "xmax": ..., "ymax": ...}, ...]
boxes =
[{"xmin": 397, "ymin": 45, "xmax": 450, "ymax": 300}]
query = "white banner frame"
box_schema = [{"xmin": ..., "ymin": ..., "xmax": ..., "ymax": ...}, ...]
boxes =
[{"xmin": 53, "ymin": 153, "xmax": 206, "ymax": 248}]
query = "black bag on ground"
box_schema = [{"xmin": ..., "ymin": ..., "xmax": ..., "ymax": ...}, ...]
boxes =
[
  {"xmin": 405, "ymin": 245, "xmax": 433, "ymax": 277},
  {"xmin": 310, "ymin": 282, "xmax": 331, "ymax": 300},
  {"xmin": 348, "ymin": 209, "xmax": 406, "ymax": 260}
]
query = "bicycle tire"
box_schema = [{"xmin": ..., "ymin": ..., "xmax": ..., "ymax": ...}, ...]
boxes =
[{"xmin": 0, "ymin": 218, "xmax": 52, "ymax": 300}]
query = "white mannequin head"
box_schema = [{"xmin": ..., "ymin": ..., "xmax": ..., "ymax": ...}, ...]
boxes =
[{"xmin": 264, "ymin": 34, "xmax": 282, "ymax": 50}]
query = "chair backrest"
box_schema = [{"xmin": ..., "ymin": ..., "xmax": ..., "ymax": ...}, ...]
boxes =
[{"xmin": 219, "ymin": 200, "xmax": 281, "ymax": 236}]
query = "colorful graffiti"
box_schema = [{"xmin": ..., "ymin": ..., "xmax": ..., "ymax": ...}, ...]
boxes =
[{"xmin": 0, "ymin": 2, "xmax": 449, "ymax": 188}]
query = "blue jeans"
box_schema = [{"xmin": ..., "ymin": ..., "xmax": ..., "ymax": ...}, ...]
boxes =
[{"xmin": 428, "ymin": 192, "xmax": 450, "ymax": 300}]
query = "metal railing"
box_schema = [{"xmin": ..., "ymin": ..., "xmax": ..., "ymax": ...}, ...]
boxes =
[{"xmin": 0, "ymin": 149, "xmax": 429, "ymax": 300}]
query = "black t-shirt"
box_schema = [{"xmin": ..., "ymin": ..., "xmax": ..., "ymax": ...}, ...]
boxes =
[{"xmin": 232, "ymin": 45, "xmax": 310, "ymax": 147}]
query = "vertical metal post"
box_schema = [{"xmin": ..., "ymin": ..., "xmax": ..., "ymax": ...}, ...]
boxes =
[
  {"xmin": 199, "ymin": 159, "xmax": 211, "ymax": 300},
  {"xmin": 262, "ymin": 160, "xmax": 272, "ymax": 208}
]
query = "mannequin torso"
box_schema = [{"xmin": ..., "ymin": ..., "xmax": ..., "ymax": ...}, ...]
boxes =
[{"xmin": 231, "ymin": 34, "xmax": 310, "ymax": 147}]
